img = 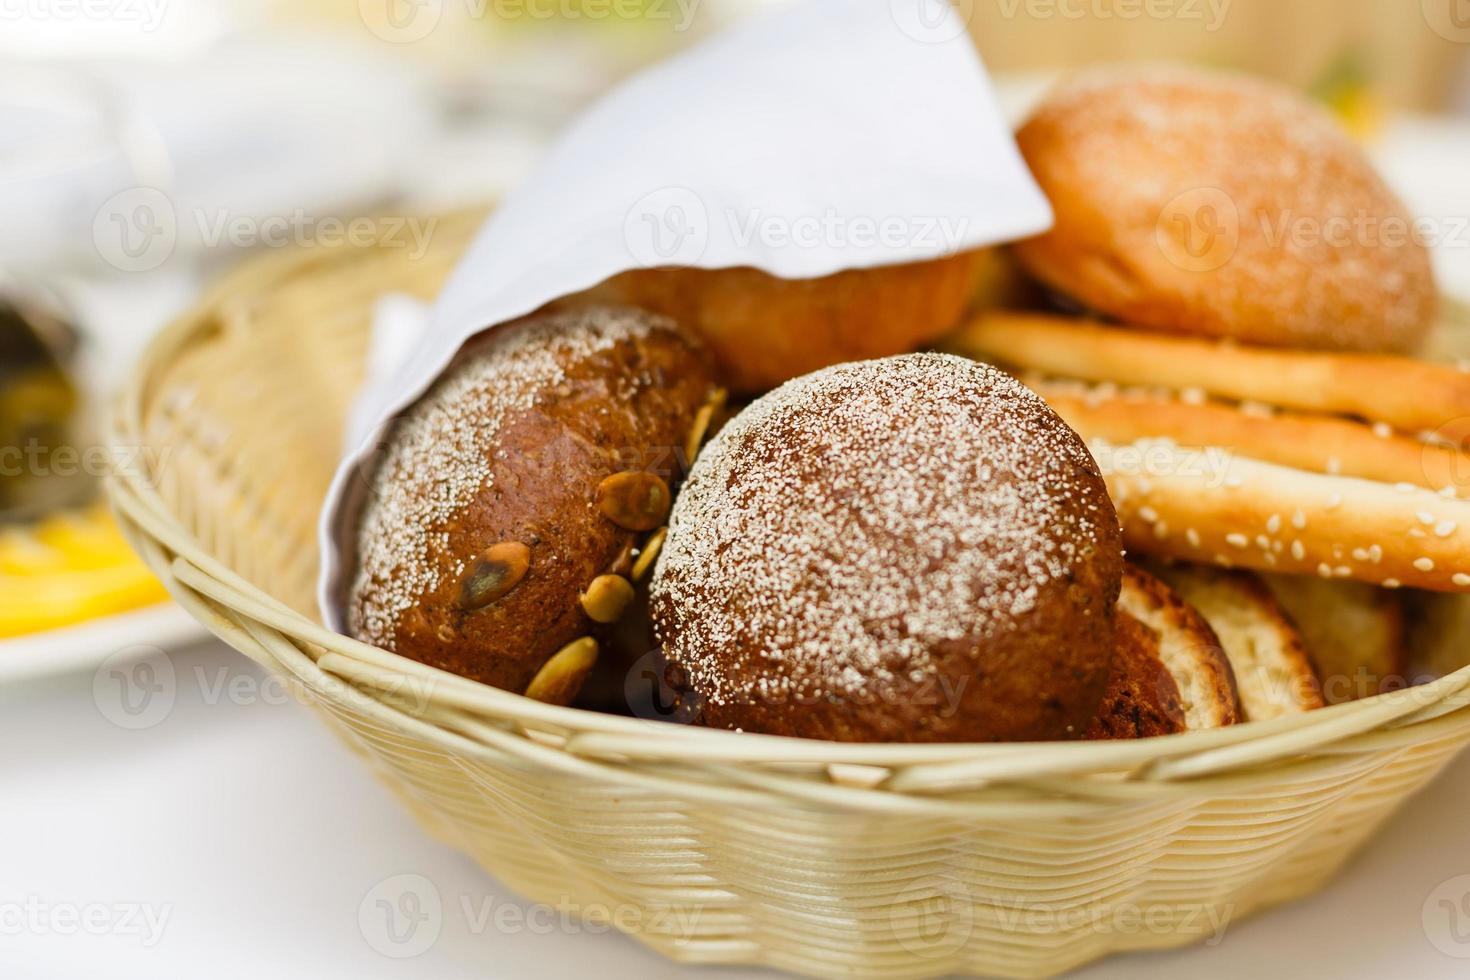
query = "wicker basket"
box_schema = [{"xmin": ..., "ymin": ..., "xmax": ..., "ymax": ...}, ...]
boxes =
[{"xmin": 107, "ymin": 213, "xmax": 1470, "ymax": 979}]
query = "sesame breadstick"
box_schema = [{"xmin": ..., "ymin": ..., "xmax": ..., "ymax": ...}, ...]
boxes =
[
  {"xmin": 1032, "ymin": 380, "xmax": 1470, "ymax": 495},
  {"xmin": 949, "ymin": 312, "xmax": 1470, "ymax": 444},
  {"xmin": 1094, "ymin": 439, "xmax": 1470, "ymax": 593}
]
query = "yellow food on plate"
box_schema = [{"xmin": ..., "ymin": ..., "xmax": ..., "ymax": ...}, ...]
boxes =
[{"xmin": 0, "ymin": 504, "xmax": 168, "ymax": 638}]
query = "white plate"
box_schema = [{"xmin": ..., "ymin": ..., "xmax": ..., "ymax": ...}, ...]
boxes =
[{"xmin": 0, "ymin": 602, "xmax": 208, "ymax": 684}]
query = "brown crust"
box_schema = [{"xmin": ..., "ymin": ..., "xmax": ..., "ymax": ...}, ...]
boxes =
[
  {"xmin": 649, "ymin": 354, "xmax": 1123, "ymax": 743},
  {"xmin": 1087, "ymin": 610, "xmax": 1187, "ymax": 740},
  {"xmin": 1262, "ymin": 575, "xmax": 1407, "ymax": 703},
  {"xmin": 581, "ymin": 250, "xmax": 989, "ymax": 393},
  {"xmin": 948, "ymin": 312, "xmax": 1470, "ymax": 447},
  {"xmin": 1033, "ymin": 379, "xmax": 1470, "ymax": 494},
  {"xmin": 1096, "ymin": 444, "xmax": 1470, "ymax": 594},
  {"xmin": 1406, "ymin": 592, "xmax": 1470, "ymax": 681},
  {"xmin": 1012, "ymin": 67, "xmax": 1436, "ymax": 353},
  {"xmin": 1116, "ymin": 564, "xmax": 1239, "ymax": 730},
  {"xmin": 1147, "ymin": 562, "xmax": 1325, "ymax": 721},
  {"xmin": 350, "ymin": 309, "xmax": 717, "ymax": 696}
]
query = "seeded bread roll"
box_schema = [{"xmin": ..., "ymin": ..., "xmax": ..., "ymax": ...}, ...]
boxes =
[
  {"xmin": 1014, "ymin": 66, "xmax": 1436, "ymax": 353},
  {"xmin": 581, "ymin": 250, "xmax": 990, "ymax": 393},
  {"xmin": 650, "ymin": 353, "xmax": 1124, "ymax": 743},
  {"xmin": 348, "ymin": 306, "xmax": 719, "ymax": 704}
]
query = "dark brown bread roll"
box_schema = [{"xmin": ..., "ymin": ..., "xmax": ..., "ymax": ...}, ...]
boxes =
[
  {"xmin": 649, "ymin": 352, "xmax": 1124, "ymax": 742},
  {"xmin": 348, "ymin": 306, "xmax": 719, "ymax": 703}
]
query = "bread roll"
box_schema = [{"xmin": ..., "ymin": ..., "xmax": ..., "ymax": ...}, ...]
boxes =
[
  {"xmin": 1013, "ymin": 66, "xmax": 1436, "ymax": 353},
  {"xmin": 650, "ymin": 353, "xmax": 1123, "ymax": 742},
  {"xmin": 584, "ymin": 250, "xmax": 989, "ymax": 393},
  {"xmin": 348, "ymin": 306, "xmax": 718, "ymax": 704}
]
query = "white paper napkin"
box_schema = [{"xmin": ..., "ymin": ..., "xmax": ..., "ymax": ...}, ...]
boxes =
[{"xmin": 317, "ymin": 0, "xmax": 1053, "ymax": 629}]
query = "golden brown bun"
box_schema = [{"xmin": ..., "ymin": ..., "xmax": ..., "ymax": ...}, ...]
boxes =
[
  {"xmin": 1014, "ymin": 67, "xmax": 1436, "ymax": 353},
  {"xmin": 583, "ymin": 250, "xmax": 989, "ymax": 393},
  {"xmin": 348, "ymin": 306, "xmax": 718, "ymax": 703},
  {"xmin": 650, "ymin": 353, "xmax": 1123, "ymax": 743},
  {"xmin": 1115, "ymin": 565, "xmax": 1238, "ymax": 730},
  {"xmin": 1146, "ymin": 562, "xmax": 1325, "ymax": 721},
  {"xmin": 1261, "ymin": 575, "xmax": 1407, "ymax": 703},
  {"xmin": 1087, "ymin": 611, "xmax": 1187, "ymax": 740}
]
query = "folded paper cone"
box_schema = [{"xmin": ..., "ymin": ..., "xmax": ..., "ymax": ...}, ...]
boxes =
[{"xmin": 317, "ymin": 0, "xmax": 1052, "ymax": 628}]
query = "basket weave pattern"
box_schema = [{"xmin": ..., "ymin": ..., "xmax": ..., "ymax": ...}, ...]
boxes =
[{"xmin": 107, "ymin": 216, "xmax": 1470, "ymax": 979}]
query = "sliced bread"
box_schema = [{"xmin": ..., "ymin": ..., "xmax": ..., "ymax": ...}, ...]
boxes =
[
  {"xmin": 1261, "ymin": 574, "xmax": 1406, "ymax": 703},
  {"xmin": 1148, "ymin": 562, "xmax": 1324, "ymax": 721},
  {"xmin": 1090, "ymin": 565, "xmax": 1240, "ymax": 738}
]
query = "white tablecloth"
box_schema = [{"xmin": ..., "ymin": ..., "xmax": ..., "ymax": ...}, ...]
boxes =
[{"xmin": 4, "ymin": 639, "xmax": 1470, "ymax": 978}]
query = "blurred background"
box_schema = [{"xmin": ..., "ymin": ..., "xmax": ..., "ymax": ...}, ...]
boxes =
[{"xmin": 3, "ymin": 0, "xmax": 1470, "ymax": 659}]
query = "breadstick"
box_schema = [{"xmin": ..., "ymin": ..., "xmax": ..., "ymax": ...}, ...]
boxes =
[
  {"xmin": 948, "ymin": 312, "xmax": 1470, "ymax": 444},
  {"xmin": 1032, "ymin": 380, "xmax": 1470, "ymax": 494},
  {"xmin": 1092, "ymin": 439, "xmax": 1470, "ymax": 593}
]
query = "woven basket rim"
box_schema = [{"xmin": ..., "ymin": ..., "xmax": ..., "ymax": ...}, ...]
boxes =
[{"xmin": 103, "ymin": 229, "xmax": 1470, "ymax": 800}]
